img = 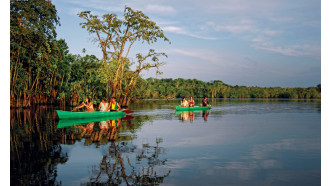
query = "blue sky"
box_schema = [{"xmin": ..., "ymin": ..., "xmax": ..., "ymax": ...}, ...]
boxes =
[{"xmin": 52, "ymin": 0, "xmax": 321, "ymax": 87}]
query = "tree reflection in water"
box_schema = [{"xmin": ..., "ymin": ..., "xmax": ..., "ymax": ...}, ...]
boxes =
[
  {"xmin": 11, "ymin": 107, "xmax": 170, "ymax": 185},
  {"xmin": 75, "ymin": 119, "xmax": 171, "ymax": 185},
  {"xmin": 86, "ymin": 139, "xmax": 170, "ymax": 185},
  {"xmin": 10, "ymin": 107, "xmax": 68, "ymax": 185}
]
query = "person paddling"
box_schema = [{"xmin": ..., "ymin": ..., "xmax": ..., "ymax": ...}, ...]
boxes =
[
  {"xmin": 109, "ymin": 97, "xmax": 121, "ymax": 111},
  {"xmin": 72, "ymin": 97, "xmax": 94, "ymax": 112},
  {"xmin": 201, "ymin": 96, "xmax": 210, "ymax": 107},
  {"xmin": 98, "ymin": 98, "xmax": 109, "ymax": 112}
]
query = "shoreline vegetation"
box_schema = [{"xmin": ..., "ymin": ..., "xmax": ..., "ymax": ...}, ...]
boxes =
[
  {"xmin": 133, "ymin": 78, "xmax": 321, "ymax": 100},
  {"xmin": 10, "ymin": 0, "xmax": 321, "ymax": 108}
]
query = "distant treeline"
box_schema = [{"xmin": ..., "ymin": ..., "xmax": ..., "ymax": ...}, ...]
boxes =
[{"xmin": 132, "ymin": 78, "xmax": 321, "ymax": 100}]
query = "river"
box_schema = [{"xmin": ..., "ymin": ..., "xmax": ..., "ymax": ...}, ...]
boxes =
[{"xmin": 10, "ymin": 99, "xmax": 321, "ymax": 185}]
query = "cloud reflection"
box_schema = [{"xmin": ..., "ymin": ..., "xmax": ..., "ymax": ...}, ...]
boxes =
[
  {"xmin": 249, "ymin": 138, "xmax": 320, "ymax": 160},
  {"xmin": 165, "ymin": 137, "xmax": 320, "ymax": 184}
]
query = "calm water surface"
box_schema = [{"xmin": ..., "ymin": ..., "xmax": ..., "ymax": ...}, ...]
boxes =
[{"xmin": 10, "ymin": 99, "xmax": 321, "ymax": 185}]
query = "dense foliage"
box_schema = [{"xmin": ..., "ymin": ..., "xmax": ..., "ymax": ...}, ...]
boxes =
[
  {"xmin": 133, "ymin": 78, "xmax": 321, "ymax": 100},
  {"xmin": 10, "ymin": 0, "xmax": 320, "ymax": 108},
  {"xmin": 10, "ymin": 0, "xmax": 60, "ymax": 107}
]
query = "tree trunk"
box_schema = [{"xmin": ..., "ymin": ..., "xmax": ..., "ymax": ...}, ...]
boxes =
[{"xmin": 110, "ymin": 82, "xmax": 118, "ymax": 98}]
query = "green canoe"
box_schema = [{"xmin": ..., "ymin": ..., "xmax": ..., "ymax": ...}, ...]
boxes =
[
  {"xmin": 56, "ymin": 110, "xmax": 126, "ymax": 120},
  {"xmin": 175, "ymin": 106, "xmax": 211, "ymax": 111},
  {"xmin": 57, "ymin": 115, "xmax": 125, "ymax": 128}
]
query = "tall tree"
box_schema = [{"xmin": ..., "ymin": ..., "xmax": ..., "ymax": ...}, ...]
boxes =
[{"xmin": 78, "ymin": 7, "xmax": 170, "ymax": 104}]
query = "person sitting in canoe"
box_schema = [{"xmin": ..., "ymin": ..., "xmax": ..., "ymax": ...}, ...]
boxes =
[
  {"xmin": 180, "ymin": 97, "xmax": 189, "ymax": 107},
  {"xmin": 72, "ymin": 97, "xmax": 94, "ymax": 112},
  {"xmin": 188, "ymin": 96, "xmax": 195, "ymax": 107},
  {"xmin": 109, "ymin": 97, "xmax": 121, "ymax": 111},
  {"xmin": 201, "ymin": 96, "xmax": 210, "ymax": 107},
  {"xmin": 98, "ymin": 98, "xmax": 109, "ymax": 112}
]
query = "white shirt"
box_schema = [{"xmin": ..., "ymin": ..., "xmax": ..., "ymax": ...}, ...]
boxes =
[
  {"xmin": 100, "ymin": 102, "xmax": 108, "ymax": 112},
  {"xmin": 181, "ymin": 100, "xmax": 188, "ymax": 107}
]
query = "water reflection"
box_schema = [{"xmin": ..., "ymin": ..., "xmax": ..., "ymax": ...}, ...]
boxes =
[
  {"xmin": 132, "ymin": 98, "xmax": 321, "ymax": 116},
  {"xmin": 202, "ymin": 110, "xmax": 210, "ymax": 121},
  {"xmin": 67, "ymin": 119, "xmax": 122, "ymax": 143},
  {"xmin": 57, "ymin": 115, "xmax": 171, "ymax": 185},
  {"xmin": 10, "ymin": 108, "xmax": 68, "ymax": 185},
  {"xmin": 10, "ymin": 100, "xmax": 320, "ymax": 185},
  {"xmin": 176, "ymin": 110, "xmax": 211, "ymax": 122},
  {"xmin": 58, "ymin": 116, "xmax": 129, "ymax": 144},
  {"xmin": 176, "ymin": 111, "xmax": 193, "ymax": 122},
  {"xmin": 85, "ymin": 139, "xmax": 170, "ymax": 185},
  {"xmin": 10, "ymin": 107, "xmax": 171, "ymax": 185}
]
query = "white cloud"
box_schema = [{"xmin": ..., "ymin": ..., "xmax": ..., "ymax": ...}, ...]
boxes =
[
  {"xmin": 163, "ymin": 26, "xmax": 186, "ymax": 35},
  {"xmin": 268, "ymin": 16, "xmax": 294, "ymax": 23},
  {"xmin": 251, "ymin": 37, "xmax": 321, "ymax": 58},
  {"xmin": 170, "ymin": 47, "xmax": 272, "ymax": 73},
  {"xmin": 183, "ymin": 0, "xmax": 281, "ymax": 17},
  {"xmin": 207, "ymin": 18, "xmax": 320, "ymax": 58},
  {"xmin": 171, "ymin": 48, "xmax": 226, "ymax": 65},
  {"xmin": 207, "ymin": 19, "xmax": 258, "ymax": 34},
  {"xmin": 67, "ymin": 1, "xmax": 178, "ymax": 16},
  {"xmin": 220, "ymin": 25, "xmax": 255, "ymax": 34},
  {"xmin": 163, "ymin": 26, "xmax": 218, "ymax": 40},
  {"xmin": 144, "ymin": 4, "xmax": 176, "ymax": 14},
  {"xmin": 67, "ymin": 0, "xmax": 128, "ymax": 13},
  {"xmin": 261, "ymin": 29, "xmax": 281, "ymax": 36},
  {"xmin": 250, "ymin": 35, "xmax": 269, "ymax": 43},
  {"xmin": 154, "ymin": 20, "xmax": 180, "ymax": 27},
  {"xmin": 261, "ymin": 45, "xmax": 320, "ymax": 57}
]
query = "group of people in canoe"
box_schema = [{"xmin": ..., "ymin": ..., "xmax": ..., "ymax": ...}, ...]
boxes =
[
  {"xmin": 72, "ymin": 97, "xmax": 121, "ymax": 112},
  {"xmin": 180, "ymin": 96, "xmax": 210, "ymax": 107}
]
